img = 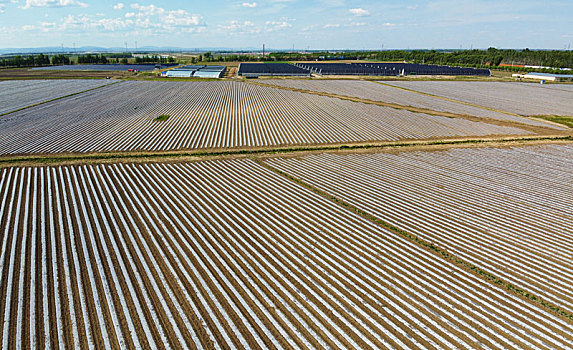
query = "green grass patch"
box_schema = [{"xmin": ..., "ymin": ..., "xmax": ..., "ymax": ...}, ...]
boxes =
[
  {"xmin": 532, "ymin": 115, "xmax": 573, "ymax": 128},
  {"xmin": 155, "ymin": 114, "xmax": 170, "ymax": 121}
]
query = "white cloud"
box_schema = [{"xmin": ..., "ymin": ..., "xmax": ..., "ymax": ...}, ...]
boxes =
[
  {"xmin": 0, "ymin": 4, "xmax": 5, "ymax": 13},
  {"xmin": 130, "ymin": 3, "xmax": 164, "ymax": 15},
  {"xmin": 344, "ymin": 22, "xmax": 366, "ymax": 27},
  {"xmin": 349, "ymin": 8, "xmax": 370, "ymax": 17},
  {"xmin": 113, "ymin": 3, "xmax": 124, "ymax": 10},
  {"xmin": 21, "ymin": 0, "xmax": 88, "ymax": 9},
  {"xmin": 323, "ymin": 23, "xmax": 340, "ymax": 28},
  {"xmin": 300, "ymin": 24, "xmax": 318, "ymax": 32},
  {"xmin": 128, "ymin": 3, "xmax": 205, "ymax": 28},
  {"xmin": 22, "ymin": 23, "xmax": 56, "ymax": 32},
  {"xmin": 163, "ymin": 9, "xmax": 202, "ymax": 26},
  {"xmin": 219, "ymin": 20, "xmax": 260, "ymax": 34},
  {"xmin": 219, "ymin": 17, "xmax": 292, "ymax": 34},
  {"xmin": 241, "ymin": 2, "xmax": 257, "ymax": 8},
  {"xmin": 265, "ymin": 19, "xmax": 292, "ymax": 31},
  {"xmin": 17, "ymin": 4, "xmax": 206, "ymax": 35},
  {"xmin": 407, "ymin": 5, "xmax": 418, "ymax": 10},
  {"xmin": 60, "ymin": 14, "xmax": 131, "ymax": 31}
]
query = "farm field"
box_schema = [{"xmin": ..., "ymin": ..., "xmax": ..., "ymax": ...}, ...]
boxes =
[
  {"xmin": 0, "ymin": 79, "xmax": 114, "ymax": 115},
  {"xmin": 535, "ymin": 83, "xmax": 573, "ymax": 93},
  {"xmin": 256, "ymin": 79, "xmax": 563, "ymax": 129},
  {"xmin": 0, "ymin": 159, "xmax": 572, "ymax": 348},
  {"xmin": 385, "ymin": 81, "xmax": 573, "ymax": 117},
  {"xmin": 0, "ymin": 81, "xmax": 530, "ymax": 155},
  {"xmin": 265, "ymin": 144, "xmax": 573, "ymax": 313}
]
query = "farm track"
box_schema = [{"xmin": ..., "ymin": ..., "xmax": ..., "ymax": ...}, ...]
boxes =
[
  {"xmin": 0, "ymin": 81, "xmax": 532, "ymax": 155},
  {"xmin": 252, "ymin": 79, "xmax": 565, "ymax": 130},
  {"xmin": 0, "ymin": 160, "xmax": 572, "ymax": 348},
  {"xmin": 384, "ymin": 81, "xmax": 573, "ymax": 117},
  {"xmin": 0, "ymin": 79, "xmax": 116, "ymax": 116},
  {"xmin": 264, "ymin": 144, "xmax": 573, "ymax": 317},
  {"xmin": 0, "ymin": 134, "xmax": 570, "ymax": 168}
]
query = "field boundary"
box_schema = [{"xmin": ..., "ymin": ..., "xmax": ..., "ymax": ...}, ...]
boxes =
[
  {"xmin": 0, "ymin": 80, "xmax": 122, "ymax": 117},
  {"xmin": 255, "ymin": 158, "xmax": 573, "ymax": 322},
  {"xmin": 0, "ymin": 135, "xmax": 571, "ymax": 168}
]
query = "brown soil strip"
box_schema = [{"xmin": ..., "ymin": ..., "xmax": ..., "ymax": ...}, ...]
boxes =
[
  {"xmin": 124, "ymin": 163, "xmax": 274, "ymax": 349},
  {"xmin": 103, "ymin": 167, "xmax": 192, "ymax": 349},
  {"xmin": 95, "ymin": 166, "xmax": 172, "ymax": 350}
]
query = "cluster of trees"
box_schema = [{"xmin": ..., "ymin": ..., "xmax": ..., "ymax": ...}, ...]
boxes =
[
  {"xmin": 51, "ymin": 54, "xmax": 71, "ymax": 65},
  {"xmin": 134, "ymin": 55, "xmax": 175, "ymax": 64},
  {"xmin": 368, "ymin": 48, "xmax": 573, "ymax": 69},
  {"xmin": 107, "ymin": 52, "xmax": 132, "ymax": 59},
  {"xmin": 1, "ymin": 53, "xmax": 68, "ymax": 68},
  {"xmin": 77, "ymin": 54, "xmax": 109, "ymax": 64}
]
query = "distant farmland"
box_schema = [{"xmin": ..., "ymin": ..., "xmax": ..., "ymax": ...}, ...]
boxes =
[
  {"xmin": 256, "ymin": 79, "xmax": 564, "ymax": 129},
  {"xmin": 0, "ymin": 160, "xmax": 571, "ymax": 348},
  {"xmin": 385, "ymin": 81, "xmax": 573, "ymax": 117},
  {"xmin": 0, "ymin": 81, "xmax": 530, "ymax": 155}
]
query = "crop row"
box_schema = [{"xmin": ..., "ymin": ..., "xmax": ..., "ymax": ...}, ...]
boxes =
[
  {"xmin": 256, "ymin": 79, "xmax": 562, "ymax": 129},
  {"xmin": 385, "ymin": 81, "xmax": 573, "ymax": 117},
  {"xmin": 0, "ymin": 79, "xmax": 114, "ymax": 115},
  {"xmin": 266, "ymin": 144, "xmax": 573, "ymax": 314},
  {"xmin": 0, "ymin": 81, "xmax": 530, "ymax": 155},
  {"xmin": 0, "ymin": 160, "xmax": 571, "ymax": 348}
]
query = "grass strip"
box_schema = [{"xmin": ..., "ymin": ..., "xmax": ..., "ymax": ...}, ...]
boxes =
[
  {"xmin": 155, "ymin": 114, "xmax": 170, "ymax": 121},
  {"xmin": 0, "ymin": 80, "xmax": 121, "ymax": 117},
  {"xmin": 1, "ymin": 136, "xmax": 571, "ymax": 168},
  {"xmin": 256, "ymin": 158, "xmax": 573, "ymax": 321},
  {"xmin": 531, "ymin": 115, "xmax": 573, "ymax": 128}
]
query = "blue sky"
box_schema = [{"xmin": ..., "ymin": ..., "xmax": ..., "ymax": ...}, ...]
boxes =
[{"xmin": 0, "ymin": 0, "xmax": 571, "ymax": 49}]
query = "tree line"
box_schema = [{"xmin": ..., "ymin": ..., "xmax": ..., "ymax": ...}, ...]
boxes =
[
  {"xmin": 134, "ymin": 55, "xmax": 175, "ymax": 64},
  {"xmin": 263, "ymin": 48, "xmax": 572, "ymax": 69},
  {"xmin": 2, "ymin": 49, "xmax": 571, "ymax": 71},
  {"xmin": 0, "ymin": 54, "xmax": 70, "ymax": 68},
  {"xmin": 190, "ymin": 48, "xmax": 571, "ymax": 72}
]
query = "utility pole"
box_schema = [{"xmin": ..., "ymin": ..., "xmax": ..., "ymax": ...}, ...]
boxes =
[{"xmin": 135, "ymin": 41, "xmax": 138, "ymax": 52}]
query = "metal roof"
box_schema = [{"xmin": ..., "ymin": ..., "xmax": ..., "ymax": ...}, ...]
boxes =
[
  {"xmin": 527, "ymin": 72, "xmax": 573, "ymax": 78},
  {"xmin": 166, "ymin": 70, "xmax": 194, "ymax": 77},
  {"xmin": 193, "ymin": 70, "xmax": 224, "ymax": 78}
]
